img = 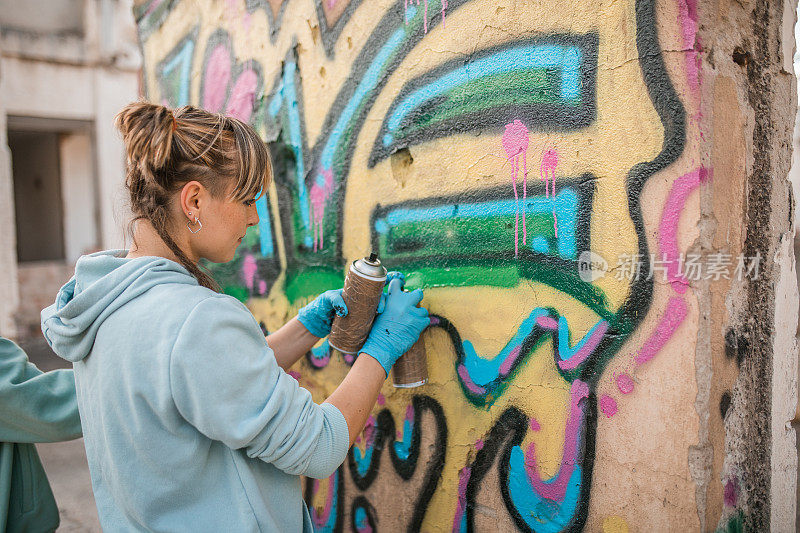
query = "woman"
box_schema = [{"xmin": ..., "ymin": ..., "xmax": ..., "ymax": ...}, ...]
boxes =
[{"xmin": 41, "ymin": 103, "xmax": 429, "ymax": 531}]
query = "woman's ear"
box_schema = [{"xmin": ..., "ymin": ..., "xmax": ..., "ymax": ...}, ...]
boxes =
[{"xmin": 180, "ymin": 181, "xmax": 204, "ymax": 219}]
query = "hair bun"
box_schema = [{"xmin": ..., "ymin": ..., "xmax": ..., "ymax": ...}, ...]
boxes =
[{"xmin": 115, "ymin": 101, "xmax": 175, "ymax": 186}]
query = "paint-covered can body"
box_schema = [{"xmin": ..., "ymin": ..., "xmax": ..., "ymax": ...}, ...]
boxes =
[
  {"xmin": 328, "ymin": 255, "xmax": 387, "ymax": 354},
  {"xmin": 392, "ymin": 332, "xmax": 428, "ymax": 388}
]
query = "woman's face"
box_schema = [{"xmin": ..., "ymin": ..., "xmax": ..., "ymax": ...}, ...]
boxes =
[{"xmin": 185, "ymin": 181, "xmax": 260, "ymax": 264}]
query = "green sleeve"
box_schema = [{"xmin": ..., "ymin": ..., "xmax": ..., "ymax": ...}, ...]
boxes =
[{"xmin": 0, "ymin": 338, "xmax": 81, "ymax": 443}]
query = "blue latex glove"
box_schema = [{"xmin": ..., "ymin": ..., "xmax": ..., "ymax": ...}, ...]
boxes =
[
  {"xmin": 359, "ymin": 278, "xmax": 429, "ymax": 376},
  {"xmin": 295, "ymin": 272, "xmax": 404, "ymax": 338},
  {"xmin": 377, "ymin": 271, "xmax": 405, "ymax": 314},
  {"xmin": 297, "ymin": 289, "xmax": 348, "ymax": 338}
]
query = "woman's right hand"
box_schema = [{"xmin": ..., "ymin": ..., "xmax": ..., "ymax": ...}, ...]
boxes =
[{"xmin": 359, "ymin": 278, "xmax": 429, "ymax": 377}]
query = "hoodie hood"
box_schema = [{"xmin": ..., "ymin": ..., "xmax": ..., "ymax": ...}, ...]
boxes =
[{"xmin": 41, "ymin": 250, "xmax": 198, "ymax": 362}]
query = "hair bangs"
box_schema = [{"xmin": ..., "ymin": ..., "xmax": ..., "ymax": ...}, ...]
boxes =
[{"xmin": 228, "ymin": 118, "xmax": 272, "ymax": 202}]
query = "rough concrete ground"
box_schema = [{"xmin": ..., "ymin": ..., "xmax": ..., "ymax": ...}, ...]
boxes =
[{"xmin": 20, "ymin": 337, "xmax": 101, "ymax": 532}]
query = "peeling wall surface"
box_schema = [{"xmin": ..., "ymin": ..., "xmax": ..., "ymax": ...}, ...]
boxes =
[{"xmin": 135, "ymin": 0, "xmax": 797, "ymax": 530}]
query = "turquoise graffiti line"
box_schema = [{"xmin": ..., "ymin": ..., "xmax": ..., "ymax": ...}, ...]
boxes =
[
  {"xmin": 454, "ymin": 310, "xmax": 607, "ymax": 407},
  {"xmin": 352, "ymin": 416, "xmax": 378, "ymax": 477},
  {"xmin": 254, "ymin": 196, "xmax": 275, "ymax": 257},
  {"xmin": 268, "ymin": 59, "xmax": 313, "ymax": 248},
  {"xmin": 319, "ymin": 0, "xmax": 448, "ymax": 172},
  {"xmin": 393, "ymin": 404, "xmax": 415, "ymax": 461},
  {"xmin": 159, "ymin": 37, "xmax": 194, "ymax": 106},
  {"xmin": 382, "ymin": 44, "xmax": 583, "ymax": 149},
  {"xmin": 552, "ymin": 316, "xmax": 609, "ymax": 370}
]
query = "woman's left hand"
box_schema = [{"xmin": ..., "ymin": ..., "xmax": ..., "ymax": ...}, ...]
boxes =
[{"xmin": 297, "ymin": 289, "xmax": 348, "ymax": 338}]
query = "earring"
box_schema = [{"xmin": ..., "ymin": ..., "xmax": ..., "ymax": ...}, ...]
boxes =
[{"xmin": 187, "ymin": 216, "xmax": 203, "ymax": 234}]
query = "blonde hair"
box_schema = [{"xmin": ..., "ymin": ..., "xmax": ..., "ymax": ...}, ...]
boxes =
[{"xmin": 115, "ymin": 102, "xmax": 272, "ymax": 289}]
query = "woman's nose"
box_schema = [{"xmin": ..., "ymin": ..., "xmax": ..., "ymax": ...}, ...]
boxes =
[{"xmin": 247, "ymin": 204, "xmax": 259, "ymax": 227}]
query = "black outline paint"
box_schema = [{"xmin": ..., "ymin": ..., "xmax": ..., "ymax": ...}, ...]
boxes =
[{"xmin": 347, "ymin": 395, "xmax": 447, "ymax": 531}]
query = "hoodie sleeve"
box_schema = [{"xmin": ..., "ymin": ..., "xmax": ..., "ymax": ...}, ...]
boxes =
[
  {"xmin": 0, "ymin": 338, "xmax": 82, "ymax": 443},
  {"xmin": 168, "ymin": 296, "xmax": 350, "ymax": 479}
]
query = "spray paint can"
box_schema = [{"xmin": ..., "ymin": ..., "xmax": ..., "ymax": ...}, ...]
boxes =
[
  {"xmin": 328, "ymin": 253, "xmax": 387, "ymax": 355},
  {"xmin": 392, "ymin": 330, "xmax": 428, "ymax": 388}
]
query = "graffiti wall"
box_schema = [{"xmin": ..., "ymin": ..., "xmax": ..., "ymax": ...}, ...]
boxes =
[{"xmin": 135, "ymin": 0, "xmax": 796, "ymax": 530}]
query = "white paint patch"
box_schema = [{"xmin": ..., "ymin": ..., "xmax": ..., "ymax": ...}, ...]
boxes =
[{"xmin": 770, "ymin": 231, "xmax": 798, "ymax": 532}]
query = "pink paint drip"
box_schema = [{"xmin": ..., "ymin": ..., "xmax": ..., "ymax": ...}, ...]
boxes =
[
  {"xmin": 226, "ymin": 68, "xmax": 259, "ymax": 122},
  {"xmin": 403, "ymin": 0, "xmax": 446, "ymax": 31},
  {"xmin": 475, "ymin": 439, "xmax": 484, "ymax": 451},
  {"xmin": 659, "ymin": 167, "xmax": 710, "ymax": 293},
  {"xmin": 451, "ymin": 466, "xmax": 472, "ymax": 532},
  {"xmin": 309, "ymin": 169, "xmax": 334, "ymax": 252},
  {"xmin": 328, "ymin": 0, "xmax": 337, "ymax": 8},
  {"xmin": 523, "ymin": 380, "xmax": 588, "ymax": 501},
  {"xmin": 288, "ymin": 370, "xmax": 301, "ymax": 380},
  {"xmin": 502, "ymin": 120, "xmax": 530, "ymax": 256},
  {"xmin": 311, "ymin": 473, "xmax": 336, "ymax": 527},
  {"xmin": 242, "ymin": 254, "xmax": 257, "ymax": 289},
  {"xmin": 678, "ymin": 0, "xmax": 700, "ymax": 95},
  {"xmin": 599, "ymin": 394, "xmax": 617, "ymax": 418},
  {"xmin": 258, "ymin": 280, "xmax": 267, "ymax": 294},
  {"xmin": 541, "ymin": 148, "xmax": 559, "ymax": 238},
  {"xmin": 529, "ymin": 418, "xmax": 540, "ymax": 432},
  {"xmin": 376, "ymin": 394, "xmax": 386, "ymax": 406},
  {"xmin": 634, "ymin": 296, "xmax": 688, "ymax": 365},
  {"xmin": 203, "ymin": 45, "xmax": 232, "ymax": 112},
  {"xmin": 556, "ymin": 319, "xmax": 609, "ymax": 371},
  {"xmin": 616, "ymin": 373, "xmax": 635, "ymax": 394}
]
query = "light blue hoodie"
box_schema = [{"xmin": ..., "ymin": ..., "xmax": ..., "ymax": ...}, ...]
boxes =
[{"xmin": 41, "ymin": 250, "xmax": 350, "ymax": 532}]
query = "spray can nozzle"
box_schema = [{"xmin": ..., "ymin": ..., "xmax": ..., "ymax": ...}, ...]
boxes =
[{"xmin": 368, "ymin": 252, "xmax": 378, "ymax": 263}]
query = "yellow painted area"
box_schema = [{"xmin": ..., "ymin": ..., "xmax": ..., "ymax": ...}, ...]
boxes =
[
  {"xmin": 602, "ymin": 515, "xmax": 630, "ymax": 533},
  {"xmin": 138, "ymin": 0, "xmax": 693, "ymax": 529}
]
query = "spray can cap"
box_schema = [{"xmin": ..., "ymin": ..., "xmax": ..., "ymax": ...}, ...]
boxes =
[{"xmin": 352, "ymin": 252, "xmax": 387, "ymax": 279}]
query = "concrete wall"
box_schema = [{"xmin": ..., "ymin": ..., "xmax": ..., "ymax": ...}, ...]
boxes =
[
  {"xmin": 136, "ymin": 0, "xmax": 798, "ymax": 530},
  {"xmin": 0, "ymin": 0, "xmax": 141, "ymax": 338},
  {"xmin": 0, "ymin": 59, "xmax": 19, "ymax": 339}
]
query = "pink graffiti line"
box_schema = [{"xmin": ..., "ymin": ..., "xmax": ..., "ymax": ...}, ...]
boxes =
[
  {"xmin": 311, "ymin": 471, "xmax": 336, "ymax": 527},
  {"xmin": 502, "ymin": 120, "xmax": 530, "ymax": 256},
  {"xmin": 634, "ymin": 296, "xmax": 688, "ymax": 365},
  {"xmin": 242, "ymin": 254, "xmax": 257, "ymax": 290},
  {"xmin": 523, "ymin": 379, "xmax": 588, "ymax": 501},
  {"xmin": 556, "ymin": 318, "xmax": 610, "ymax": 371},
  {"xmin": 541, "ymin": 148, "xmax": 559, "ymax": 238},
  {"xmin": 397, "ymin": 404, "xmax": 414, "ymax": 439},
  {"xmin": 451, "ymin": 466, "xmax": 472, "ymax": 532},
  {"xmin": 226, "ymin": 68, "xmax": 259, "ymax": 122},
  {"xmin": 659, "ymin": 167, "xmax": 710, "ymax": 294},
  {"xmin": 309, "ymin": 169, "xmax": 334, "ymax": 252},
  {"xmin": 144, "ymin": 0, "xmax": 164, "ymax": 16},
  {"xmin": 203, "ymin": 45, "xmax": 231, "ymax": 113}
]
